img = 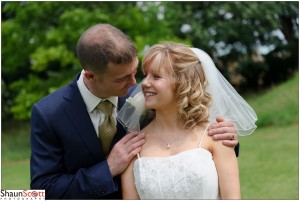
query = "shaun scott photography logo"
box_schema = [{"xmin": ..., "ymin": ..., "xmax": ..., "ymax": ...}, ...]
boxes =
[{"xmin": 0, "ymin": 190, "xmax": 45, "ymax": 200}]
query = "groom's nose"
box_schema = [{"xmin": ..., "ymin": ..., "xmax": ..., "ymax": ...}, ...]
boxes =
[{"xmin": 129, "ymin": 73, "xmax": 136, "ymax": 86}]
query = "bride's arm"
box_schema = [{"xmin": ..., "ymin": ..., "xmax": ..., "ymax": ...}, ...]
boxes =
[
  {"xmin": 121, "ymin": 158, "xmax": 140, "ymax": 199},
  {"xmin": 212, "ymin": 139, "xmax": 240, "ymax": 199}
]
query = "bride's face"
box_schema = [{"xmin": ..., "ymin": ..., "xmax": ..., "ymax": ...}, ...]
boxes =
[{"xmin": 142, "ymin": 65, "xmax": 176, "ymax": 110}]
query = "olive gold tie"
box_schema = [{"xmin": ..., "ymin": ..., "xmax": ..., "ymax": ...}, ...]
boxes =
[{"xmin": 96, "ymin": 100, "xmax": 117, "ymax": 155}]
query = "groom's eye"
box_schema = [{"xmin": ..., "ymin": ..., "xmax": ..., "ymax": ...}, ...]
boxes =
[
  {"xmin": 115, "ymin": 77, "xmax": 127, "ymax": 82},
  {"xmin": 115, "ymin": 71, "xmax": 137, "ymax": 82}
]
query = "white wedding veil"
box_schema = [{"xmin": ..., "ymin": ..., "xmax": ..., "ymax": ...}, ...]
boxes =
[
  {"xmin": 117, "ymin": 83, "xmax": 146, "ymax": 133},
  {"xmin": 190, "ymin": 48, "xmax": 257, "ymax": 136},
  {"xmin": 117, "ymin": 47, "xmax": 257, "ymax": 136}
]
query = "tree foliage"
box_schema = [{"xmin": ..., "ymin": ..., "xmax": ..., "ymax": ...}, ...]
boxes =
[
  {"xmin": 1, "ymin": 1, "xmax": 298, "ymax": 121},
  {"xmin": 162, "ymin": 1, "xmax": 298, "ymax": 89}
]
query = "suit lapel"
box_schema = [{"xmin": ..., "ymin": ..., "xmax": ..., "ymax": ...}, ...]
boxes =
[
  {"xmin": 62, "ymin": 76, "xmax": 137, "ymax": 158},
  {"xmin": 63, "ymin": 76, "xmax": 105, "ymax": 161}
]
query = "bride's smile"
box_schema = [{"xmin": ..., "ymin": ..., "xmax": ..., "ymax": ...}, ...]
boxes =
[{"xmin": 143, "ymin": 91, "xmax": 156, "ymax": 98}]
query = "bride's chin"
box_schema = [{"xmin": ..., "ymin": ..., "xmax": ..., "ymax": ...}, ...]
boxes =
[
  {"xmin": 144, "ymin": 105, "xmax": 152, "ymax": 109},
  {"xmin": 145, "ymin": 103, "xmax": 155, "ymax": 110}
]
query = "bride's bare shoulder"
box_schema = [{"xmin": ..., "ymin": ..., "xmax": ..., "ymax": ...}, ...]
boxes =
[
  {"xmin": 140, "ymin": 121, "xmax": 155, "ymax": 135},
  {"xmin": 139, "ymin": 122, "xmax": 161, "ymax": 156}
]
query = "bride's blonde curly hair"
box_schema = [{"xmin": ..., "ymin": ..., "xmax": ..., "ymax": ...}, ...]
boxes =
[{"xmin": 142, "ymin": 42, "xmax": 212, "ymax": 129}]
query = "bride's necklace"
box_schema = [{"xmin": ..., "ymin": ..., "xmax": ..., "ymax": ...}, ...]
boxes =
[
  {"xmin": 154, "ymin": 123, "xmax": 182, "ymax": 149},
  {"xmin": 163, "ymin": 138, "xmax": 178, "ymax": 149}
]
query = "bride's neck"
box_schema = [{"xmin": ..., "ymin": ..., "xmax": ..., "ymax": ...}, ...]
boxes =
[
  {"xmin": 154, "ymin": 112, "xmax": 185, "ymax": 132},
  {"xmin": 152, "ymin": 115, "xmax": 191, "ymax": 148}
]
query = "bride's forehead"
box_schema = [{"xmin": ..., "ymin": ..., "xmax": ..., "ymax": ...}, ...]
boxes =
[
  {"xmin": 144, "ymin": 58, "xmax": 173, "ymax": 74},
  {"xmin": 144, "ymin": 64, "xmax": 171, "ymax": 76}
]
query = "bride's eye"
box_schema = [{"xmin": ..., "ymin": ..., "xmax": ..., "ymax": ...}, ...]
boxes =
[{"xmin": 153, "ymin": 74, "xmax": 161, "ymax": 79}]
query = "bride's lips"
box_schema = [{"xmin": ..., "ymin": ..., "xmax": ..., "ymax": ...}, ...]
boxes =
[{"xmin": 143, "ymin": 91, "xmax": 157, "ymax": 98}]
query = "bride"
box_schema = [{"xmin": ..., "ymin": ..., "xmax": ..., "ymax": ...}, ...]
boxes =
[{"xmin": 119, "ymin": 42, "xmax": 257, "ymax": 199}]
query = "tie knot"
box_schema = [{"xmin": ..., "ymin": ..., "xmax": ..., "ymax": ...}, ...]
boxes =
[{"xmin": 96, "ymin": 100, "xmax": 114, "ymax": 115}]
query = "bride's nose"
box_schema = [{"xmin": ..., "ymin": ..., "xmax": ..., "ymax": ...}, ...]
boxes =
[{"xmin": 142, "ymin": 76, "xmax": 151, "ymax": 88}]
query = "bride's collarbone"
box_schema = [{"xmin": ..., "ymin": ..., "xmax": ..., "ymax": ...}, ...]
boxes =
[
  {"xmin": 141, "ymin": 124, "xmax": 209, "ymax": 157},
  {"xmin": 142, "ymin": 135, "xmax": 200, "ymax": 157}
]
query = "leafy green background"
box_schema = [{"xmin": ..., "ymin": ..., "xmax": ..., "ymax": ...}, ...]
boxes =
[{"xmin": 2, "ymin": 1, "xmax": 298, "ymax": 120}]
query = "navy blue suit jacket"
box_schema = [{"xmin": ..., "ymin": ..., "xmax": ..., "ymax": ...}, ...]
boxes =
[{"xmin": 30, "ymin": 74, "xmax": 135, "ymax": 199}]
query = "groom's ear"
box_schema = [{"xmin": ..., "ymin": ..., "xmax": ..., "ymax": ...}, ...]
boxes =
[{"xmin": 84, "ymin": 70, "xmax": 96, "ymax": 80}]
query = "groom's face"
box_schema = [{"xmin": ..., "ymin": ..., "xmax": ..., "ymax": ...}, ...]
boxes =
[{"xmin": 95, "ymin": 57, "xmax": 139, "ymax": 98}]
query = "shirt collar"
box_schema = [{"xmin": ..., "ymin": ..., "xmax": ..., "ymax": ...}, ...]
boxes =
[{"xmin": 77, "ymin": 70, "xmax": 118, "ymax": 112}]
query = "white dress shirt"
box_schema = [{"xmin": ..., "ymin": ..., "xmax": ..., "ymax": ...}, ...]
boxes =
[{"xmin": 77, "ymin": 71, "xmax": 118, "ymax": 137}]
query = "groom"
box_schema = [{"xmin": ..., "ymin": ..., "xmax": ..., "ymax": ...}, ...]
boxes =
[{"xmin": 30, "ymin": 23, "xmax": 239, "ymax": 199}]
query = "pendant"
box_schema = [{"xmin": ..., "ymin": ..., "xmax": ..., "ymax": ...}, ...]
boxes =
[{"xmin": 167, "ymin": 144, "xmax": 171, "ymax": 149}]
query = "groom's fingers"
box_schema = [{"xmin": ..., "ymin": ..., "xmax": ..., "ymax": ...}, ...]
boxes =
[
  {"xmin": 119, "ymin": 132, "xmax": 138, "ymax": 143},
  {"xmin": 128, "ymin": 147, "xmax": 142, "ymax": 158},
  {"xmin": 123, "ymin": 132, "xmax": 145, "ymax": 143},
  {"xmin": 222, "ymin": 138, "xmax": 239, "ymax": 147},
  {"xmin": 208, "ymin": 127, "xmax": 238, "ymax": 139},
  {"xmin": 208, "ymin": 122, "xmax": 235, "ymax": 134},
  {"xmin": 107, "ymin": 132, "xmax": 145, "ymax": 176},
  {"xmin": 208, "ymin": 117, "xmax": 237, "ymax": 138},
  {"xmin": 124, "ymin": 132, "xmax": 146, "ymax": 153},
  {"xmin": 215, "ymin": 116, "xmax": 225, "ymax": 123}
]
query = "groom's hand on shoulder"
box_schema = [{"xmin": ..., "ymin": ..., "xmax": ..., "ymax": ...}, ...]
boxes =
[
  {"xmin": 107, "ymin": 132, "xmax": 146, "ymax": 176},
  {"xmin": 207, "ymin": 117, "xmax": 238, "ymax": 147}
]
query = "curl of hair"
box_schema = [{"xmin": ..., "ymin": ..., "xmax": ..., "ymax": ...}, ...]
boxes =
[{"xmin": 176, "ymin": 61, "xmax": 212, "ymax": 129}]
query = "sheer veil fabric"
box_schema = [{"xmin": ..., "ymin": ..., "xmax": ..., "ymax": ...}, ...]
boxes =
[
  {"xmin": 117, "ymin": 48, "xmax": 257, "ymax": 136},
  {"xmin": 117, "ymin": 83, "xmax": 145, "ymax": 133},
  {"xmin": 190, "ymin": 48, "xmax": 257, "ymax": 136}
]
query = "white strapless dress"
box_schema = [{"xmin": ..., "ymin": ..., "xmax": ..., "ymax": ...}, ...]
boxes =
[{"xmin": 134, "ymin": 146, "xmax": 219, "ymax": 199}]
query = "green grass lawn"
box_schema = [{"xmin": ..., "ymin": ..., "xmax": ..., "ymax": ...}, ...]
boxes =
[
  {"xmin": 239, "ymin": 124, "xmax": 298, "ymax": 199},
  {"xmin": 1, "ymin": 159, "xmax": 30, "ymax": 190},
  {"xmin": 1, "ymin": 73, "xmax": 299, "ymax": 198},
  {"xmin": 1, "ymin": 121, "xmax": 31, "ymax": 190}
]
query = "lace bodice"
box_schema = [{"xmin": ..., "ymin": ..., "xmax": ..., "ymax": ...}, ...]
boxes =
[{"xmin": 133, "ymin": 135, "xmax": 219, "ymax": 199}]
